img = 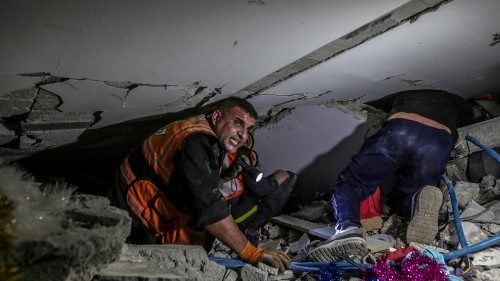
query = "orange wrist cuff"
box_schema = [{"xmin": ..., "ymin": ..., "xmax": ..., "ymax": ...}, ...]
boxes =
[{"xmin": 238, "ymin": 241, "xmax": 263, "ymax": 264}]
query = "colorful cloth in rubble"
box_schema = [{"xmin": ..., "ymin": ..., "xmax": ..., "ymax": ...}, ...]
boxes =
[{"xmin": 366, "ymin": 248, "xmax": 461, "ymax": 281}]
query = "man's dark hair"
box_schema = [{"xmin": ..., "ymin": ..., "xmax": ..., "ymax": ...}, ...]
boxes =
[{"xmin": 218, "ymin": 97, "xmax": 258, "ymax": 119}]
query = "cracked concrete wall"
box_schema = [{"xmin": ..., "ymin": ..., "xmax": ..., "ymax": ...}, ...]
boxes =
[
  {"xmin": 0, "ymin": 0, "xmax": 409, "ymax": 157},
  {"xmin": 1, "ymin": 0, "xmax": 499, "ymax": 161}
]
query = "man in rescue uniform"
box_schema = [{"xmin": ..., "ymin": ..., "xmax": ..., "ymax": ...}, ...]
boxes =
[
  {"xmin": 309, "ymin": 89, "xmax": 474, "ymax": 262},
  {"xmin": 110, "ymin": 97, "xmax": 291, "ymax": 271}
]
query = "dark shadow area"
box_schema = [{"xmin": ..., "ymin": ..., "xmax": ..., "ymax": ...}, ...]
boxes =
[
  {"xmin": 295, "ymin": 122, "xmax": 375, "ymax": 204},
  {"xmin": 15, "ymin": 102, "xmax": 223, "ymax": 196}
]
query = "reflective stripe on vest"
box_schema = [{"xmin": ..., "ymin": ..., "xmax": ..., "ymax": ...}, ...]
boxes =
[{"xmin": 220, "ymin": 152, "xmax": 245, "ymax": 200}]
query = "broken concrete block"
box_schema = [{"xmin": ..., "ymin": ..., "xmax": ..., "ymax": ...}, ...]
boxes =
[
  {"xmin": 267, "ymin": 225, "xmax": 287, "ymax": 239},
  {"xmin": 258, "ymin": 262, "xmax": 279, "ymax": 276},
  {"xmin": 223, "ymin": 268, "xmax": 238, "ymax": 281},
  {"xmin": 14, "ymin": 194, "xmax": 131, "ymax": 281},
  {"xmin": 19, "ymin": 128, "xmax": 86, "ymax": 149},
  {"xmin": 288, "ymin": 233, "xmax": 310, "ymax": 254},
  {"xmin": 473, "ymin": 248, "xmax": 500, "ymax": 268},
  {"xmin": 454, "ymin": 117, "xmax": 500, "ymax": 156},
  {"xmin": 0, "ymin": 123, "xmax": 16, "ymax": 145},
  {"xmin": 0, "ymin": 87, "xmax": 37, "ymax": 117},
  {"xmin": 241, "ymin": 264, "xmax": 268, "ymax": 281},
  {"xmin": 268, "ymin": 270, "xmax": 294, "ymax": 280},
  {"xmin": 461, "ymin": 221, "xmax": 489, "ymax": 245},
  {"xmin": 259, "ymin": 238, "xmax": 282, "ymax": 250},
  {"xmin": 473, "ymin": 268, "xmax": 500, "ymax": 280},
  {"xmin": 482, "ymin": 174, "xmax": 496, "ymax": 187},
  {"xmin": 290, "ymin": 200, "xmax": 329, "ymax": 221},
  {"xmin": 97, "ymin": 244, "xmax": 223, "ymax": 281},
  {"xmin": 201, "ymin": 260, "xmax": 227, "ymax": 281},
  {"xmin": 443, "ymin": 181, "xmax": 480, "ymax": 209},
  {"xmin": 461, "ymin": 200, "xmax": 499, "ymax": 224}
]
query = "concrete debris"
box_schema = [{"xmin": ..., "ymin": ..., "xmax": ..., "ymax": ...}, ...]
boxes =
[
  {"xmin": 477, "ymin": 174, "xmax": 500, "ymax": 204},
  {"xmin": 96, "ymin": 244, "xmax": 230, "ymax": 281},
  {"xmin": 290, "ymin": 200, "xmax": 330, "ymax": 221},
  {"xmin": 15, "ymin": 195, "xmax": 131, "ymax": 281},
  {"xmin": 473, "ymin": 268, "xmax": 500, "ymax": 280},
  {"xmin": 258, "ymin": 262, "xmax": 279, "ymax": 276},
  {"xmin": 19, "ymin": 128, "xmax": 86, "ymax": 148},
  {"xmin": 442, "ymin": 181, "xmax": 480, "ymax": 209},
  {"xmin": 325, "ymin": 100, "xmax": 387, "ymax": 126},
  {"xmin": 461, "ymin": 200, "xmax": 499, "ymax": 224},
  {"xmin": 268, "ymin": 270, "xmax": 294, "ymax": 280},
  {"xmin": 288, "ymin": 233, "xmax": 310, "ymax": 255},
  {"xmin": 223, "ymin": 268, "xmax": 238, "ymax": 281},
  {"xmin": 473, "ymin": 248, "xmax": 500, "ymax": 268},
  {"xmin": 267, "ymin": 225, "xmax": 287, "ymax": 239},
  {"xmin": 241, "ymin": 263, "xmax": 269, "ymax": 281},
  {"xmin": 259, "ymin": 238, "xmax": 282, "ymax": 250},
  {"xmin": 0, "ymin": 123, "xmax": 16, "ymax": 145},
  {"xmin": 0, "ymin": 87, "xmax": 38, "ymax": 117}
]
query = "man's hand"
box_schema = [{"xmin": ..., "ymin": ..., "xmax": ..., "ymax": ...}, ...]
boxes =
[{"xmin": 261, "ymin": 249, "xmax": 291, "ymax": 272}]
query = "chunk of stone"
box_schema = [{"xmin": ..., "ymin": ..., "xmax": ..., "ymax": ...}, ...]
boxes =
[
  {"xmin": 257, "ymin": 262, "xmax": 279, "ymax": 276},
  {"xmin": 241, "ymin": 264, "xmax": 268, "ymax": 281},
  {"xmin": 473, "ymin": 268, "xmax": 500, "ymax": 280},
  {"xmin": 290, "ymin": 200, "xmax": 329, "ymax": 221},
  {"xmin": 201, "ymin": 260, "xmax": 226, "ymax": 281},
  {"xmin": 473, "ymin": 248, "xmax": 500, "ymax": 268},
  {"xmin": 0, "ymin": 88, "xmax": 37, "ymax": 117},
  {"xmin": 14, "ymin": 194, "xmax": 131, "ymax": 281},
  {"xmin": 223, "ymin": 269, "xmax": 238, "ymax": 281},
  {"xmin": 267, "ymin": 225, "xmax": 287, "ymax": 239},
  {"xmin": 268, "ymin": 270, "xmax": 294, "ymax": 280},
  {"xmin": 443, "ymin": 181, "xmax": 480, "ymax": 209}
]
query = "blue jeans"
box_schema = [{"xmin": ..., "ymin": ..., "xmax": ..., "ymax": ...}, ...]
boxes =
[{"xmin": 332, "ymin": 118, "xmax": 453, "ymax": 230}]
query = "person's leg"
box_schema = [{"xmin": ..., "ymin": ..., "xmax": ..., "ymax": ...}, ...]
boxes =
[
  {"xmin": 389, "ymin": 122, "xmax": 453, "ymax": 218},
  {"xmin": 310, "ymin": 121, "xmax": 409, "ymax": 262},
  {"xmin": 388, "ymin": 121, "xmax": 453, "ymax": 244},
  {"xmin": 332, "ymin": 121, "xmax": 407, "ymax": 230}
]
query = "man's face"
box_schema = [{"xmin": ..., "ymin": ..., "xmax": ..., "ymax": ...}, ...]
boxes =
[{"xmin": 212, "ymin": 106, "xmax": 256, "ymax": 153}]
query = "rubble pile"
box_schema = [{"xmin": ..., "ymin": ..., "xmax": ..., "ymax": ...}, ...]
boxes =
[
  {"xmin": 0, "ymin": 166, "xmax": 131, "ymax": 281},
  {"xmin": 206, "ymin": 175, "xmax": 499, "ymax": 280}
]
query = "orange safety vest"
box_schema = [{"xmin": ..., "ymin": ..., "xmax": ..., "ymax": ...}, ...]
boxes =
[
  {"xmin": 220, "ymin": 152, "xmax": 246, "ymax": 200},
  {"xmin": 220, "ymin": 148, "xmax": 259, "ymax": 201},
  {"xmin": 120, "ymin": 115, "xmax": 217, "ymax": 245}
]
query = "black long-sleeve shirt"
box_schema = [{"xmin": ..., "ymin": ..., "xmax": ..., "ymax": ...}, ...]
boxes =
[
  {"xmin": 367, "ymin": 89, "xmax": 474, "ymax": 142},
  {"xmin": 168, "ymin": 133, "xmax": 230, "ymax": 227}
]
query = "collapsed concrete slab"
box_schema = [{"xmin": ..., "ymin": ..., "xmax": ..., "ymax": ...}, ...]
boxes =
[
  {"xmin": 13, "ymin": 194, "xmax": 131, "ymax": 281},
  {"xmin": 94, "ymin": 244, "xmax": 234, "ymax": 281}
]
